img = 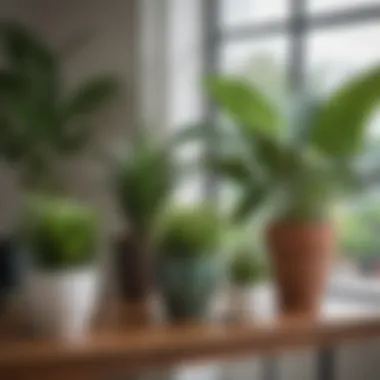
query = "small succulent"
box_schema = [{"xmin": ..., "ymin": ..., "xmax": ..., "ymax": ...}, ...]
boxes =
[
  {"xmin": 229, "ymin": 250, "xmax": 267, "ymax": 286},
  {"xmin": 156, "ymin": 206, "xmax": 222, "ymax": 259},
  {"xmin": 24, "ymin": 196, "xmax": 97, "ymax": 270}
]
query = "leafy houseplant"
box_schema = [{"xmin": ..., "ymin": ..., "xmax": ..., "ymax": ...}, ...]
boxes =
[
  {"xmin": 228, "ymin": 250, "xmax": 267, "ymax": 319},
  {"xmin": 206, "ymin": 67, "xmax": 380, "ymax": 314},
  {"xmin": 25, "ymin": 197, "xmax": 97, "ymax": 270},
  {"xmin": 156, "ymin": 207, "xmax": 221, "ymax": 321},
  {"xmin": 0, "ymin": 22, "xmax": 119, "ymax": 192},
  {"xmin": 338, "ymin": 202, "xmax": 380, "ymax": 273},
  {"xmin": 229, "ymin": 251, "xmax": 267, "ymax": 287},
  {"xmin": 0, "ymin": 22, "xmax": 118, "ymax": 304},
  {"xmin": 113, "ymin": 131, "xmax": 175, "ymax": 301},
  {"xmin": 23, "ymin": 196, "xmax": 98, "ymax": 341}
]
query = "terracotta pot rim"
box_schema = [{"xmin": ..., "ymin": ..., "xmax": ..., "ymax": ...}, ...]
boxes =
[{"xmin": 268, "ymin": 219, "xmax": 331, "ymax": 228}]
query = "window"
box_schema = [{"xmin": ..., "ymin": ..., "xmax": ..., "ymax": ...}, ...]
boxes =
[
  {"xmin": 220, "ymin": 0, "xmax": 289, "ymax": 27},
  {"xmin": 307, "ymin": 23, "xmax": 380, "ymax": 93},
  {"xmin": 209, "ymin": 0, "xmax": 380, "ymax": 278},
  {"xmin": 307, "ymin": 0, "xmax": 380, "ymax": 15},
  {"xmin": 220, "ymin": 37, "xmax": 289, "ymax": 100}
]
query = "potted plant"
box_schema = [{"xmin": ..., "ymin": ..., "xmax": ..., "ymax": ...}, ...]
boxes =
[
  {"xmin": 228, "ymin": 249, "xmax": 267, "ymax": 320},
  {"xmin": 22, "ymin": 196, "xmax": 98, "ymax": 341},
  {"xmin": 0, "ymin": 22, "xmax": 118, "ymax": 304},
  {"xmin": 156, "ymin": 206, "xmax": 222, "ymax": 321},
  {"xmin": 206, "ymin": 67, "xmax": 380, "ymax": 314},
  {"xmin": 112, "ymin": 131, "xmax": 175, "ymax": 303},
  {"xmin": 0, "ymin": 22, "xmax": 119, "ymax": 192}
]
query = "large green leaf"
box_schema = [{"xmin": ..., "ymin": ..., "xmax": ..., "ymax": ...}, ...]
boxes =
[
  {"xmin": 0, "ymin": 22, "xmax": 121, "ymax": 192},
  {"xmin": 209, "ymin": 154, "xmax": 253, "ymax": 185},
  {"xmin": 205, "ymin": 76, "xmax": 279, "ymax": 137},
  {"xmin": 0, "ymin": 21, "xmax": 59, "ymax": 103},
  {"xmin": 310, "ymin": 66, "xmax": 380, "ymax": 157},
  {"xmin": 253, "ymin": 135, "xmax": 300, "ymax": 180},
  {"xmin": 65, "ymin": 76, "xmax": 119, "ymax": 118},
  {"xmin": 232, "ymin": 183, "xmax": 267, "ymax": 222},
  {"xmin": 0, "ymin": 70, "xmax": 23, "ymax": 94}
]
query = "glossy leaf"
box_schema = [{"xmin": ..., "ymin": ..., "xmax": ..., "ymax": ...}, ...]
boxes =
[
  {"xmin": 65, "ymin": 76, "xmax": 119, "ymax": 118},
  {"xmin": 310, "ymin": 66, "xmax": 380, "ymax": 157},
  {"xmin": 0, "ymin": 22, "xmax": 120, "ymax": 190},
  {"xmin": 205, "ymin": 76, "xmax": 279, "ymax": 137},
  {"xmin": 232, "ymin": 183, "xmax": 267, "ymax": 222},
  {"xmin": 209, "ymin": 154, "xmax": 252, "ymax": 185}
]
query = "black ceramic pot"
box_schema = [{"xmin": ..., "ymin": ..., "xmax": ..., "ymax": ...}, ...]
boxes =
[
  {"xmin": 0, "ymin": 236, "xmax": 21, "ymax": 308},
  {"xmin": 114, "ymin": 233, "xmax": 153, "ymax": 302}
]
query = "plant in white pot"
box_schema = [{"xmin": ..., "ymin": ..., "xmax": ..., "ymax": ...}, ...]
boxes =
[
  {"xmin": 0, "ymin": 22, "xmax": 119, "ymax": 307},
  {"xmin": 228, "ymin": 249, "xmax": 267, "ymax": 320},
  {"xmin": 23, "ymin": 196, "xmax": 98, "ymax": 341},
  {"xmin": 205, "ymin": 67, "xmax": 380, "ymax": 314}
]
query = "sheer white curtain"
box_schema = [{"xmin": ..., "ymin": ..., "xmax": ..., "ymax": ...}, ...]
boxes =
[{"xmin": 138, "ymin": 0, "xmax": 205, "ymax": 205}]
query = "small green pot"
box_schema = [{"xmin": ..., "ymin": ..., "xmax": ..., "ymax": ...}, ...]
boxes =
[{"xmin": 158, "ymin": 256, "xmax": 219, "ymax": 322}]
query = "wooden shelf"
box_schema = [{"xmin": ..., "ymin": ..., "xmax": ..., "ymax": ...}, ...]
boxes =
[{"xmin": 1, "ymin": 299, "xmax": 380, "ymax": 380}]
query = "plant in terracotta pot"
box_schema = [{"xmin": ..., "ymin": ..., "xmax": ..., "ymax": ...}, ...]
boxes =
[
  {"xmin": 156, "ymin": 206, "xmax": 222, "ymax": 322},
  {"xmin": 228, "ymin": 249, "xmax": 267, "ymax": 319},
  {"xmin": 113, "ymin": 131, "xmax": 175, "ymax": 302},
  {"xmin": 0, "ymin": 22, "xmax": 119, "ymax": 303},
  {"xmin": 22, "ymin": 196, "xmax": 98, "ymax": 341},
  {"xmin": 206, "ymin": 67, "xmax": 380, "ymax": 314}
]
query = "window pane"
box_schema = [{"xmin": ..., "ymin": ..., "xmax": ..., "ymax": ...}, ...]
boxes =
[
  {"xmin": 307, "ymin": 23, "xmax": 380, "ymax": 94},
  {"xmin": 220, "ymin": 37, "xmax": 289, "ymax": 99},
  {"xmin": 219, "ymin": 0, "xmax": 289, "ymax": 27},
  {"xmin": 307, "ymin": 0, "xmax": 380, "ymax": 14},
  {"xmin": 307, "ymin": 23, "xmax": 380, "ymax": 141}
]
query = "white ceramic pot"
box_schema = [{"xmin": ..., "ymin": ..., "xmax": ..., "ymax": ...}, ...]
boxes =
[
  {"xmin": 25, "ymin": 268, "xmax": 99, "ymax": 341},
  {"xmin": 229, "ymin": 285, "xmax": 255, "ymax": 320}
]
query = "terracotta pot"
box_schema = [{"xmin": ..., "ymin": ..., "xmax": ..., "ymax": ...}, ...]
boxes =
[
  {"xmin": 114, "ymin": 232, "xmax": 153, "ymax": 302},
  {"xmin": 266, "ymin": 221, "xmax": 333, "ymax": 315}
]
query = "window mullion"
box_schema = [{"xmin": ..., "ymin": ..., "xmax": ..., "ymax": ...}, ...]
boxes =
[{"xmin": 289, "ymin": 0, "xmax": 307, "ymax": 93}]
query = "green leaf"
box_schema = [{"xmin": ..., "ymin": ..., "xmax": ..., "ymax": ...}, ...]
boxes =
[
  {"xmin": 0, "ymin": 70, "xmax": 23, "ymax": 93},
  {"xmin": 254, "ymin": 135, "xmax": 300, "ymax": 180},
  {"xmin": 0, "ymin": 21, "xmax": 59, "ymax": 103},
  {"xmin": 310, "ymin": 66, "xmax": 380, "ymax": 157},
  {"xmin": 24, "ymin": 196, "xmax": 97, "ymax": 270},
  {"xmin": 116, "ymin": 140, "xmax": 174, "ymax": 231},
  {"xmin": 229, "ymin": 251, "xmax": 267, "ymax": 285},
  {"xmin": 205, "ymin": 76, "xmax": 279, "ymax": 136},
  {"xmin": 65, "ymin": 76, "xmax": 119, "ymax": 117},
  {"xmin": 157, "ymin": 206, "xmax": 221, "ymax": 258},
  {"xmin": 209, "ymin": 154, "xmax": 252, "ymax": 185},
  {"xmin": 232, "ymin": 183, "xmax": 267, "ymax": 222}
]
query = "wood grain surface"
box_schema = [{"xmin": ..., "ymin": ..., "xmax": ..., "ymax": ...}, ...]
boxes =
[{"xmin": 1, "ymin": 298, "xmax": 380, "ymax": 380}]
